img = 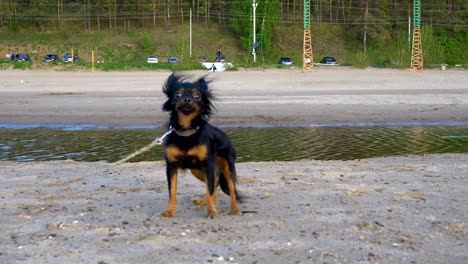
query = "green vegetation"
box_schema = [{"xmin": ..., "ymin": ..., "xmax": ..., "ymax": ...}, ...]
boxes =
[{"xmin": 0, "ymin": 0, "xmax": 466, "ymax": 71}]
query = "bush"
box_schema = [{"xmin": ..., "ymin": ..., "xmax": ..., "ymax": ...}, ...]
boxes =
[
  {"xmin": 349, "ymin": 50, "xmax": 371, "ymax": 68},
  {"xmin": 141, "ymin": 32, "xmax": 153, "ymax": 54}
]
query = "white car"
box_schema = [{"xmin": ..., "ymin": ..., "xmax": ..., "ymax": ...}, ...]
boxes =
[
  {"xmin": 147, "ymin": 55, "xmax": 159, "ymax": 63},
  {"xmin": 279, "ymin": 57, "xmax": 293, "ymax": 65}
]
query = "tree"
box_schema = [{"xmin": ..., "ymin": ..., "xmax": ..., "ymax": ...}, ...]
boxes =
[{"xmin": 229, "ymin": 0, "xmax": 280, "ymax": 55}]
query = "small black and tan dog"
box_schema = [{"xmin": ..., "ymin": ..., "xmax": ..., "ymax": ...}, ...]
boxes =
[{"xmin": 160, "ymin": 73, "xmax": 241, "ymax": 218}]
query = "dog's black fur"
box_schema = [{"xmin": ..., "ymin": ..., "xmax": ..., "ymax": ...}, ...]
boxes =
[{"xmin": 160, "ymin": 73, "xmax": 241, "ymax": 218}]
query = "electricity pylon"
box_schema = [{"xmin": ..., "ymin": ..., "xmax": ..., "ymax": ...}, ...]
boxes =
[
  {"xmin": 303, "ymin": 0, "xmax": 314, "ymax": 72},
  {"xmin": 410, "ymin": 0, "xmax": 423, "ymax": 71}
]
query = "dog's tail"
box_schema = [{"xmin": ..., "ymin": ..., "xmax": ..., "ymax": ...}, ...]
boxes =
[{"xmin": 219, "ymin": 172, "xmax": 244, "ymax": 203}]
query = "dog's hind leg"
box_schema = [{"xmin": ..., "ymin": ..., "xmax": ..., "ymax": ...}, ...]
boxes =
[
  {"xmin": 218, "ymin": 158, "xmax": 240, "ymax": 215},
  {"xmin": 190, "ymin": 169, "xmax": 208, "ymax": 207},
  {"xmin": 160, "ymin": 166, "xmax": 178, "ymax": 217},
  {"xmin": 205, "ymin": 188, "xmax": 217, "ymax": 219}
]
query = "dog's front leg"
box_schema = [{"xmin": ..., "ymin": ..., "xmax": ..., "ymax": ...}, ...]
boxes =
[{"xmin": 160, "ymin": 166, "xmax": 178, "ymax": 217}]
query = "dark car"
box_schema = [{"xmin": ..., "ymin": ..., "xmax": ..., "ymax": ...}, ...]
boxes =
[
  {"xmin": 279, "ymin": 57, "xmax": 293, "ymax": 65},
  {"xmin": 61, "ymin": 53, "xmax": 80, "ymax": 62},
  {"xmin": 167, "ymin": 56, "xmax": 179, "ymax": 63},
  {"xmin": 198, "ymin": 56, "xmax": 207, "ymax": 62},
  {"xmin": 43, "ymin": 54, "xmax": 59, "ymax": 62},
  {"xmin": 13, "ymin": 53, "xmax": 31, "ymax": 62},
  {"xmin": 320, "ymin": 57, "xmax": 338, "ymax": 65}
]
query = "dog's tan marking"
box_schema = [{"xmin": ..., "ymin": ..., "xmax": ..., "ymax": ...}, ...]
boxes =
[
  {"xmin": 193, "ymin": 195, "xmax": 208, "ymax": 206},
  {"xmin": 165, "ymin": 145, "xmax": 185, "ymax": 162},
  {"xmin": 218, "ymin": 157, "xmax": 240, "ymax": 215},
  {"xmin": 190, "ymin": 169, "xmax": 208, "ymax": 207},
  {"xmin": 190, "ymin": 169, "xmax": 206, "ymax": 182},
  {"xmin": 160, "ymin": 168, "xmax": 178, "ymax": 217},
  {"xmin": 187, "ymin": 145, "xmax": 208, "ymax": 161},
  {"xmin": 165, "ymin": 145, "xmax": 207, "ymax": 163},
  {"xmin": 178, "ymin": 111, "xmax": 200, "ymax": 129},
  {"xmin": 206, "ymin": 189, "xmax": 217, "ymax": 219}
]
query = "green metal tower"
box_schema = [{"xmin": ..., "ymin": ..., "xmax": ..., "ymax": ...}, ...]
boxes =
[
  {"xmin": 302, "ymin": 0, "xmax": 313, "ymax": 72},
  {"xmin": 410, "ymin": 0, "xmax": 423, "ymax": 71}
]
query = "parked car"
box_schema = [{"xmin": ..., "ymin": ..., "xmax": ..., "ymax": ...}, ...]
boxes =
[
  {"xmin": 43, "ymin": 54, "xmax": 59, "ymax": 62},
  {"xmin": 61, "ymin": 53, "xmax": 80, "ymax": 62},
  {"xmin": 147, "ymin": 55, "xmax": 159, "ymax": 63},
  {"xmin": 13, "ymin": 53, "xmax": 31, "ymax": 61},
  {"xmin": 167, "ymin": 56, "xmax": 179, "ymax": 63},
  {"xmin": 320, "ymin": 57, "xmax": 338, "ymax": 65},
  {"xmin": 279, "ymin": 57, "xmax": 293, "ymax": 65}
]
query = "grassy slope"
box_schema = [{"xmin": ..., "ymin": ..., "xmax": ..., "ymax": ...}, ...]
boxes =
[
  {"xmin": 1, "ymin": 22, "xmax": 464, "ymax": 70},
  {"xmin": 0, "ymin": 22, "xmax": 356, "ymax": 70}
]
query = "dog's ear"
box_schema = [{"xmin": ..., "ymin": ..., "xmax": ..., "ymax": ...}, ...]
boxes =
[
  {"xmin": 196, "ymin": 76, "xmax": 215, "ymax": 119},
  {"xmin": 162, "ymin": 73, "xmax": 178, "ymax": 97},
  {"xmin": 162, "ymin": 73, "xmax": 181, "ymax": 112},
  {"xmin": 197, "ymin": 76, "xmax": 209, "ymax": 91}
]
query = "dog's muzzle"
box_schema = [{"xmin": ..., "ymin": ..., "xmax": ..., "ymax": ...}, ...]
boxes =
[{"xmin": 176, "ymin": 103, "xmax": 197, "ymax": 115}]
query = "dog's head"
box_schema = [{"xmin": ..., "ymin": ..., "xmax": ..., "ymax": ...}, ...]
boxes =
[{"xmin": 162, "ymin": 73, "xmax": 214, "ymax": 128}]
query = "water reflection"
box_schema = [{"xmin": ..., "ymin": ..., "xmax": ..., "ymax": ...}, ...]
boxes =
[{"xmin": 1, "ymin": 126, "xmax": 467, "ymax": 162}]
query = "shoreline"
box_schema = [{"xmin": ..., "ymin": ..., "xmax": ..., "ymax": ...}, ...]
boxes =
[{"xmin": 2, "ymin": 119, "xmax": 468, "ymax": 130}]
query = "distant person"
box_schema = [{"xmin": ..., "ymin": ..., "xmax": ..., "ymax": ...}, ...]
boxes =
[
  {"xmin": 209, "ymin": 64, "xmax": 217, "ymax": 72},
  {"xmin": 6, "ymin": 51, "xmax": 11, "ymax": 61},
  {"xmin": 215, "ymin": 51, "xmax": 225, "ymax": 62}
]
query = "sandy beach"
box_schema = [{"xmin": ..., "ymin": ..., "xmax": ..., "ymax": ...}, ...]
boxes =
[
  {"xmin": 1, "ymin": 67, "xmax": 467, "ymax": 127},
  {"xmin": 0, "ymin": 68, "xmax": 467, "ymax": 263}
]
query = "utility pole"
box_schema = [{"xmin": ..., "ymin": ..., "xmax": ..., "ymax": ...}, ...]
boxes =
[
  {"xmin": 190, "ymin": 9, "xmax": 192, "ymax": 58},
  {"xmin": 252, "ymin": 0, "xmax": 258, "ymax": 63}
]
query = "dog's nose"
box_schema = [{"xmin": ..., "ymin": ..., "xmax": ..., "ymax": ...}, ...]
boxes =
[{"xmin": 184, "ymin": 97, "xmax": 193, "ymax": 103}]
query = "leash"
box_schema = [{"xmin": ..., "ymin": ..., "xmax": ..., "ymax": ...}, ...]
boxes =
[{"xmin": 115, "ymin": 127, "xmax": 173, "ymax": 164}]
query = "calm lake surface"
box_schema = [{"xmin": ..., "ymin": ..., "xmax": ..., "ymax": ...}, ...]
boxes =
[{"xmin": 1, "ymin": 125, "xmax": 468, "ymax": 162}]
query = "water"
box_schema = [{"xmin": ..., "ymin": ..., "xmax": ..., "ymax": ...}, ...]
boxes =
[{"xmin": 1, "ymin": 125, "xmax": 468, "ymax": 162}]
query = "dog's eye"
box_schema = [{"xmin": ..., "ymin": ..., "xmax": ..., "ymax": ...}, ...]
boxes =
[
  {"xmin": 174, "ymin": 93, "xmax": 182, "ymax": 100},
  {"xmin": 193, "ymin": 93, "xmax": 201, "ymax": 101}
]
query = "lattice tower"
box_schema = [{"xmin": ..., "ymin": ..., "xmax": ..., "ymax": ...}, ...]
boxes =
[
  {"xmin": 410, "ymin": 0, "xmax": 423, "ymax": 71},
  {"xmin": 303, "ymin": 0, "xmax": 314, "ymax": 72}
]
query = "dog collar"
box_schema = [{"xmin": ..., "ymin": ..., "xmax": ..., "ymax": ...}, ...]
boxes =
[{"xmin": 172, "ymin": 126, "xmax": 200, "ymax": 137}]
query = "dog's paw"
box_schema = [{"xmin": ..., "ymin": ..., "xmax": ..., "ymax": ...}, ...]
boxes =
[
  {"xmin": 193, "ymin": 197, "xmax": 207, "ymax": 206},
  {"xmin": 207, "ymin": 210, "xmax": 217, "ymax": 219},
  {"xmin": 230, "ymin": 208, "xmax": 241, "ymax": 216},
  {"xmin": 160, "ymin": 210, "xmax": 175, "ymax": 218}
]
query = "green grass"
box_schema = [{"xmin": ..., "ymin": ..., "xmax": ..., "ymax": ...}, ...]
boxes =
[
  {"xmin": 0, "ymin": 60, "xmax": 32, "ymax": 70},
  {"xmin": 0, "ymin": 23, "xmax": 465, "ymax": 71}
]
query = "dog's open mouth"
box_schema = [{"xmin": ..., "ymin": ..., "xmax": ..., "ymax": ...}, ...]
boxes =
[{"xmin": 176, "ymin": 104, "xmax": 197, "ymax": 115}]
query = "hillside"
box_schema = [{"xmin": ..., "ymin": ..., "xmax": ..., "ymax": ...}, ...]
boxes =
[{"xmin": 0, "ymin": 0, "xmax": 466, "ymax": 70}]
